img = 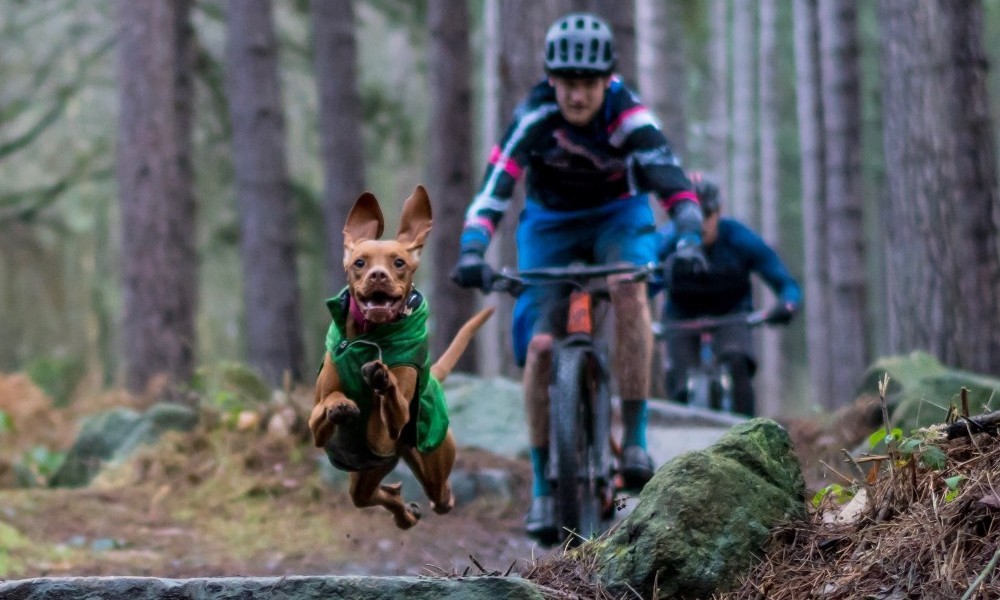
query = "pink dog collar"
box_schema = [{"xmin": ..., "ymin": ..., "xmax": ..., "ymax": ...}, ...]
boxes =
[{"xmin": 348, "ymin": 296, "xmax": 372, "ymax": 334}]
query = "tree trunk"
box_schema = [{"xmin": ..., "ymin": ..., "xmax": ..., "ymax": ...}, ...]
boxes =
[
  {"xmin": 426, "ymin": 0, "xmax": 478, "ymax": 373},
  {"xmin": 490, "ymin": 0, "xmax": 565, "ymax": 377},
  {"xmin": 636, "ymin": 0, "xmax": 687, "ymax": 157},
  {"xmin": 635, "ymin": 0, "xmax": 685, "ymax": 399},
  {"xmin": 944, "ymin": 1, "xmax": 1000, "ymax": 373},
  {"xmin": 225, "ymin": 0, "xmax": 304, "ymax": 386},
  {"xmin": 116, "ymin": 0, "xmax": 197, "ymax": 397},
  {"xmin": 878, "ymin": 0, "xmax": 1000, "ymax": 374},
  {"xmin": 757, "ymin": 0, "xmax": 781, "ymax": 416},
  {"xmin": 793, "ymin": 0, "xmax": 832, "ymax": 410},
  {"xmin": 819, "ymin": 0, "xmax": 867, "ymax": 407},
  {"xmin": 312, "ymin": 0, "xmax": 367, "ymax": 295},
  {"xmin": 708, "ymin": 0, "xmax": 730, "ymax": 194},
  {"xmin": 588, "ymin": 0, "xmax": 636, "ymax": 87},
  {"xmin": 730, "ymin": 0, "xmax": 755, "ymax": 224}
]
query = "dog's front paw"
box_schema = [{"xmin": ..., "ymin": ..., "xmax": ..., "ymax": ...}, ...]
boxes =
[
  {"xmin": 327, "ymin": 401, "xmax": 360, "ymax": 425},
  {"xmin": 362, "ymin": 360, "xmax": 391, "ymax": 393}
]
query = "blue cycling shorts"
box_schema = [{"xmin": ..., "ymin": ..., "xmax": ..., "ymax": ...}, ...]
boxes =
[{"xmin": 512, "ymin": 195, "xmax": 658, "ymax": 366}]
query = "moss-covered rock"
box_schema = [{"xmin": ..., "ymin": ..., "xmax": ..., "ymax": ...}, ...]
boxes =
[
  {"xmin": 860, "ymin": 352, "xmax": 1000, "ymax": 432},
  {"xmin": 48, "ymin": 403, "xmax": 198, "ymax": 488},
  {"xmin": 0, "ymin": 575, "xmax": 545, "ymax": 599},
  {"xmin": 593, "ymin": 419, "xmax": 805, "ymax": 599}
]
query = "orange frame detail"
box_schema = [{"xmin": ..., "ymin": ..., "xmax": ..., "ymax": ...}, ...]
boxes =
[{"xmin": 566, "ymin": 290, "xmax": 593, "ymax": 335}]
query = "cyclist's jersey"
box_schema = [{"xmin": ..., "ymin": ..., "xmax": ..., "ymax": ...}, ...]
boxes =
[
  {"xmin": 659, "ymin": 218, "xmax": 802, "ymax": 318},
  {"xmin": 460, "ymin": 77, "xmax": 696, "ymax": 255}
]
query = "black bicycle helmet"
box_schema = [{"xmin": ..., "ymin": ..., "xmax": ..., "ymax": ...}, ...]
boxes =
[
  {"xmin": 689, "ymin": 171, "xmax": 721, "ymax": 214},
  {"xmin": 544, "ymin": 13, "xmax": 616, "ymax": 77}
]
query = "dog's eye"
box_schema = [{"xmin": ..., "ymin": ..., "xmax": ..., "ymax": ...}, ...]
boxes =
[
  {"xmin": 393, "ymin": 258, "xmax": 406, "ymax": 269},
  {"xmin": 353, "ymin": 258, "xmax": 365, "ymax": 269}
]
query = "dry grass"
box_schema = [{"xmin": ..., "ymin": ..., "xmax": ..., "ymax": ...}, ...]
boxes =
[{"xmin": 718, "ymin": 423, "xmax": 1000, "ymax": 599}]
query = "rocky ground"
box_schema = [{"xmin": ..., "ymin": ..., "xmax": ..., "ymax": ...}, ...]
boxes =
[{"xmin": 0, "ymin": 367, "xmax": 878, "ymax": 583}]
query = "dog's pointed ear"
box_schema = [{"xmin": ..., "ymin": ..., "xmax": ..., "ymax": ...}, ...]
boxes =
[
  {"xmin": 343, "ymin": 192, "xmax": 385, "ymax": 251},
  {"xmin": 396, "ymin": 185, "xmax": 433, "ymax": 252}
]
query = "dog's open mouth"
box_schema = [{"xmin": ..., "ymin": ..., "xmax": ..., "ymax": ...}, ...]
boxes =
[{"xmin": 357, "ymin": 290, "xmax": 404, "ymax": 323}]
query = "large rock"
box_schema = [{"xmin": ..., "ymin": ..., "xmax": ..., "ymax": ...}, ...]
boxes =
[
  {"xmin": 0, "ymin": 575, "xmax": 544, "ymax": 599},
  {"xmin": 593, "ymin": 419, "xmax": 805, "ymax": 599},
  {"xmin": 443, "ymin": 374, "xmax": 528, "ymax": 459},
  {"xmin": 859, "ymin": 352, "xmax": 1000, "ymax": 431},
  {"xmin": 49, "ymin": 403, "xmax": 198, "ymax": 488}
]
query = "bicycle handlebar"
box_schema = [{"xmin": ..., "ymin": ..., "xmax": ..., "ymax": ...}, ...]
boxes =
[
  {"xmin": 489, "ymin": 262, "xmax": 658, "ymax": 297},
  {"xmin": 656, "ymin": 309, "xmax": 769, "ymax": 336}
]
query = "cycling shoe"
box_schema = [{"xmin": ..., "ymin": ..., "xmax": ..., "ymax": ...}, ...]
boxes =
[
  {"xmin": 525, "ymin": 496, "xmax": 558, "ymax": 544},
  {"xmin": 621, "ymin": 446, "xmax": 655, "ymax": 490}
]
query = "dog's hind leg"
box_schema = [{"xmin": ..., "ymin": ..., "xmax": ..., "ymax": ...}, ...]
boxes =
[
  {"xmin": 402, "ymin": 429, "xmax": 457, "ymax": 515},
  {"xmin": 349, "ymin": 465, "xmax": 421, "ymax": 529}
]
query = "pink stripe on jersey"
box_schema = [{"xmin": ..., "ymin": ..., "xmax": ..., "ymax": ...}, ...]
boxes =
[
  {"xmin": 660, "ymin": 190, "xmax": 699, "ymax": 211},
  {"xmin": 488, "ymin": 145, "xmax": 522, "ymax": 180},
  {"xmin": 608, "ymin": 106, "xmax": 646, "ymax": 134},
  {"xmin": 465, "ymin": 215, "xmax": 496, "ymax": 235}
]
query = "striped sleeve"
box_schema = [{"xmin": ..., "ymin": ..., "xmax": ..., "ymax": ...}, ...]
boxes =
[
  {"xmin": 459, "ymin": 101, "xmax": 559, "ymax": 255},
  {"xmin": 606, "ymin": 85, "xmax": 699, "ymax": 232}
]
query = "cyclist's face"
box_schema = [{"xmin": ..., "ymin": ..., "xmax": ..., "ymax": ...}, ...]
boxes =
[
  {"xmin": 549, "ymin": 75, "xmax": 611, "ymax": 126},
  {"xmin": 702, "ymin": 211, "xmax": 720, "ymax": 245}
]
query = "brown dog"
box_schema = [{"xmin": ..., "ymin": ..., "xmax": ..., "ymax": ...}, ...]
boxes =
[{"xmin": 309, "ymin": 185, "xmax": 493, "ymax": 529}]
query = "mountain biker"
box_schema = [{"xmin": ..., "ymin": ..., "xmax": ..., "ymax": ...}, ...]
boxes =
[
  {"xmin": 450, "ymin": 12, "xmax": 706, "ymax": 541},
  {"xmin": 658, "ymin": 172, "xmax": 801, "ymax": 417}
]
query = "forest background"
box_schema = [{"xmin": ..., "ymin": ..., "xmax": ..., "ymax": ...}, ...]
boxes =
[{"xmin": 2, "ymin": 0, "xmax": 999, "ymax": 417}]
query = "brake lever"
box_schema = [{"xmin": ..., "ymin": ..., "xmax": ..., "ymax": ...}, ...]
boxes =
[{"xmin": 746, "ymin": 311, "xmax": 767, "ymax": 327}]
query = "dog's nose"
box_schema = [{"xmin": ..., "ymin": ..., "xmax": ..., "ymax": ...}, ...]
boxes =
[{"xmin": 367, "ymin": 268, "xmax": 390, "ymax": 283}]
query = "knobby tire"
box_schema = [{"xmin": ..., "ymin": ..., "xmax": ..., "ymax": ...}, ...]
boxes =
[{"xmin": 550, "ymin": 345, "xmax": 608, "ymax": 545}]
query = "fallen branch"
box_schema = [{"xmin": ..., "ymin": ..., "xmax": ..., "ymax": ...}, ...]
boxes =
[{"xmin": 945, "ymin": 411, "xmax": 1000, "ymax": 440}]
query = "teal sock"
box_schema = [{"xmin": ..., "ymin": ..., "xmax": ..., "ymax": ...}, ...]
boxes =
[
  {"xmin": 530, "ymin": 447, "xmax": 551, "ymax": 497},
  {"xmin": 622, "ymin": 399, "xmax": 648, "ymax": 449}
]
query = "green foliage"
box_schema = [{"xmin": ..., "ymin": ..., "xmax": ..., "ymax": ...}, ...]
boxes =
[
  {"xmin": 893, "ymin": 430, "xmax": 948, "ymax": 470},
  {"xmin": 868, "ymin": 426, "xmax": 903, "ymax": 450},
  {"xmin": 24, "ymin": 354, "xmax": 85, "ymax": 407},
  {"xmin": 0, "ymin": 410, "xmax": 12, "ymax": 435},
  {"xmin": 944, "ymin": 475, "xmax": 965, "ymax": 503},
  {"xmin": 360, "ymin": 83, "xmax": 417, "ymax": 158},
  {"xmin": 811, "ymin": 483, "xmax": 855, "ymax": 508},
  {"xmin": 0, "ymin": 521, "xmax": 30, "ymax": 576},
  {"xmin": 191, "ymin": 362, "xmax": 272, "ymax": 425},
  {"xmin": 15, "ymin": 445, "xmax": 66, "ymax": 487}
]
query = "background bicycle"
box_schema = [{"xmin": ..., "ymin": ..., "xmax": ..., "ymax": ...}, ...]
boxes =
[{"xmin": 653, "ymin": 307, "xmax": 791, "ymax": 416}]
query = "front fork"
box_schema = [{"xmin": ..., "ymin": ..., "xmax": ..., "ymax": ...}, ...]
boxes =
[{"xmin": 547, "ymin": 338, "xmax": 615, "ymax": 491}]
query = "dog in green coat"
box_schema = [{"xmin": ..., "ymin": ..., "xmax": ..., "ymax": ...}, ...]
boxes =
[{"xmin": 309, "ymin": 185, "xmax": 493, "ymax": 529}]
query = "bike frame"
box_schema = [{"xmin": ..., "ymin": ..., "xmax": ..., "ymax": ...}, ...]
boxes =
[{"xmin": 492, "ymin": 262, "xmax": 653, "ymax": 544}]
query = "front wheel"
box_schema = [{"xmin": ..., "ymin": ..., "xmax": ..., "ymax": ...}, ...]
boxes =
[{"xmin": 550, "ymin": 345, "xmax": 612, "ymax": 545}]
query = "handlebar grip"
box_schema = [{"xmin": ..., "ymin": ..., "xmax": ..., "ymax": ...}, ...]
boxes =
[{"xmin": 489, "ymin": 273, "xmax": 525, "ymax": 297}]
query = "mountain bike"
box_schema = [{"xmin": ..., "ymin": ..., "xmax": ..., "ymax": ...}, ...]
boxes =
[
  {"xmin": 653, "ymin": 310, "xmax": 767, "ymax": 416},
  {"xmin": 491, "ymin": 262, "xmax": 654, "ymax": 546}
]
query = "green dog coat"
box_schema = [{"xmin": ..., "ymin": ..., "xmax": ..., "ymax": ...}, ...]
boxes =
[{"xmin": 322, "ymin": 288, "xmax": 449, "ymax": 472}]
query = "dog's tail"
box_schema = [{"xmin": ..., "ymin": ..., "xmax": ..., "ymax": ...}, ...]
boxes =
[{"xmin": 430, "ymin": 307, "xmax": 495, "ymax": 383}]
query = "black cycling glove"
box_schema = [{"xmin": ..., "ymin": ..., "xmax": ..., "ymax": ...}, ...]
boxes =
[
  {"xmin": 663, "ymin": 240, "xmax": 708, "ymax": 285},
  {"xmin": 449, "ymin": 251, "xmax": 496, "ymax": 292},
  {"xmin": 765, "ymin": 301, "xmax": 798, "ymax": 325}
]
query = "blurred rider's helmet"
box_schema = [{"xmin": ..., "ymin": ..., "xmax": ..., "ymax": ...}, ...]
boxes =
[
  {"xmin": 544, "ymin": 13, "xmax": 616, "ymax": 77},
  {"xmin": 689, "ymin": 171, "xmax": 721, "ymax": 214}
]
